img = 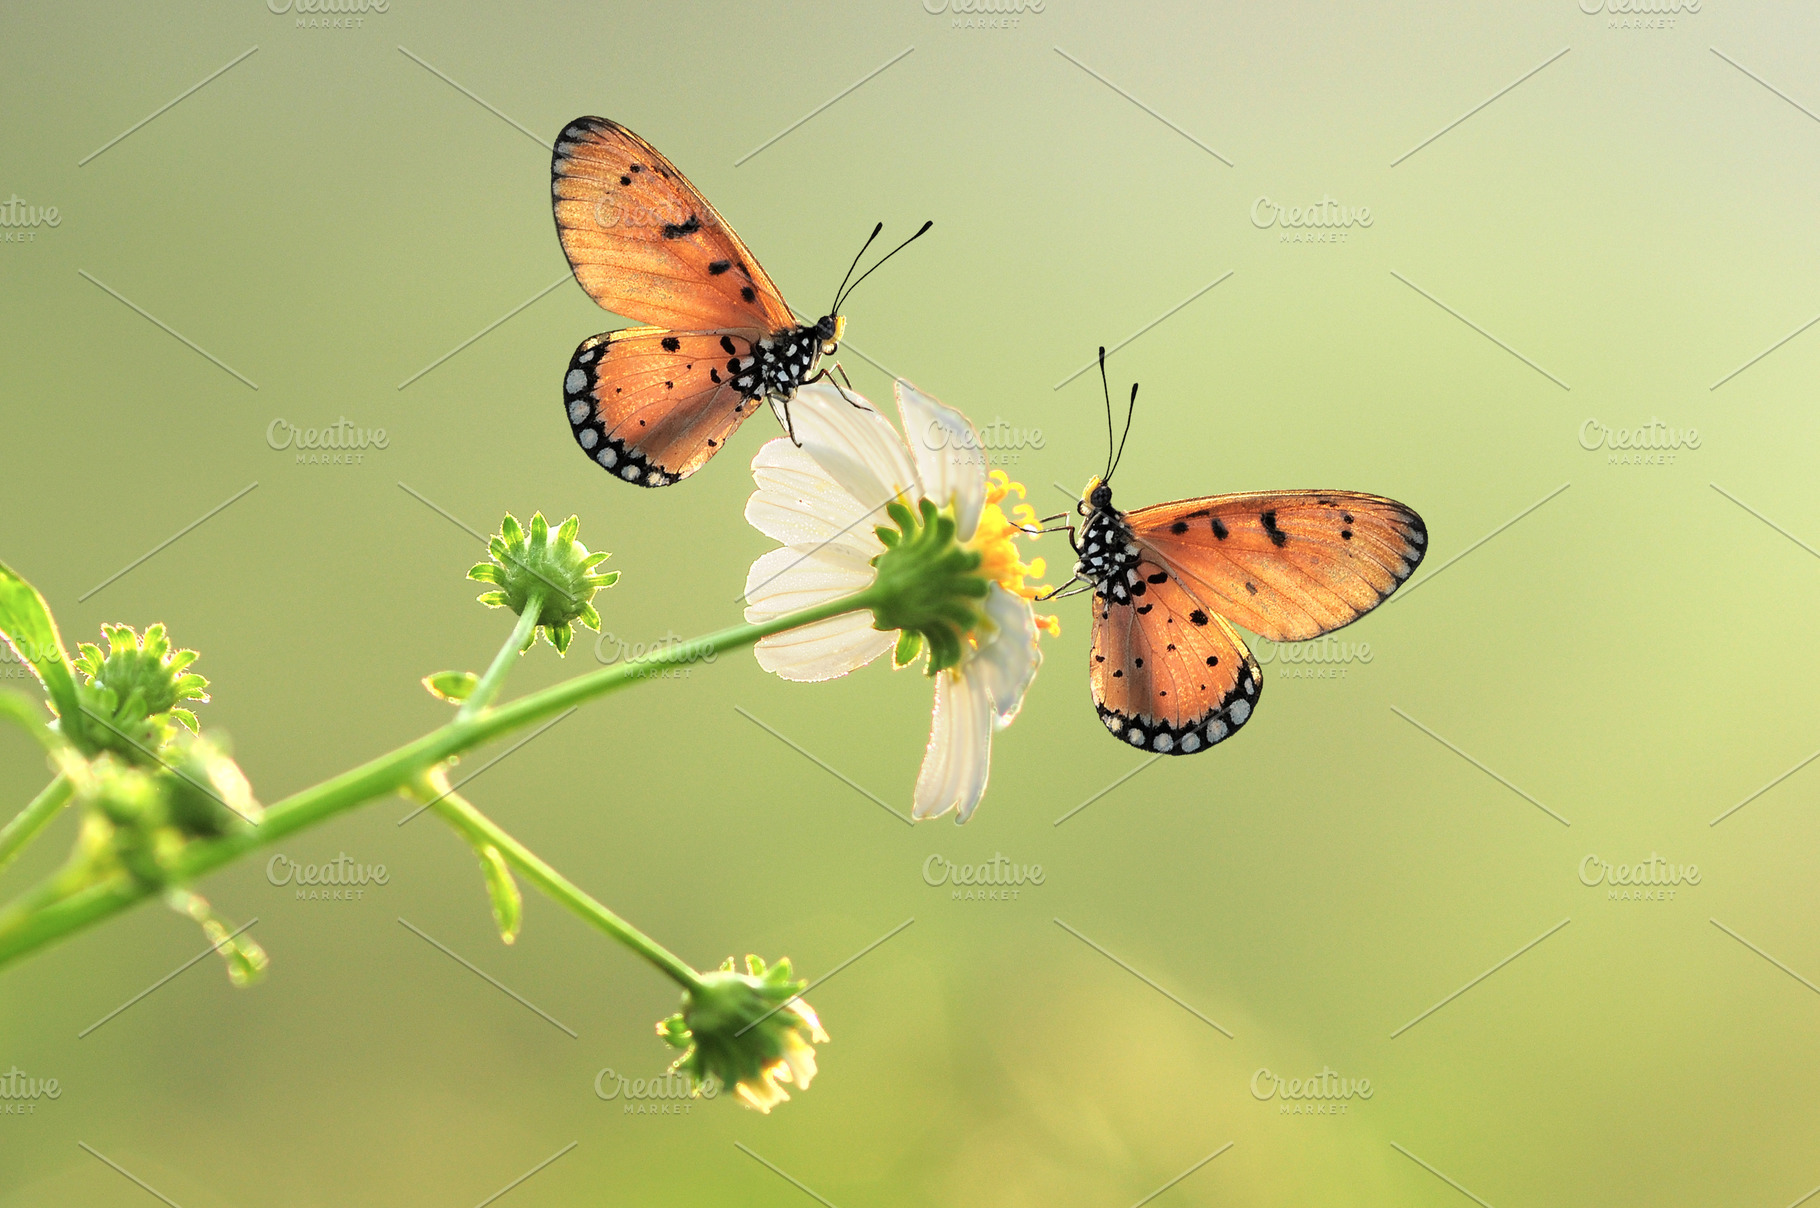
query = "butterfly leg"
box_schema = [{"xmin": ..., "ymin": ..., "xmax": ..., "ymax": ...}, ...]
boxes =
[
  {"xmin": 772, "ymin": 395, "xmax": 804, "ymax": 448},
  {"xmin": 805, "ymin": 362, "xmax": 870, "ymax": 411},
  {"xmin": 1036, "ymin": 577, "xmax": 1093, "ymax": 602}
]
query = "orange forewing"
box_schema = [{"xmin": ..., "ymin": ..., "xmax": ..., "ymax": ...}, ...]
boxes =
[
  {"xmin": 552, "ymin": 116, "xmax": 796, "ymax": 334},
  {"xmin": 1126, "ymin": 491, "xmax": 1426, "ymax": 643}
]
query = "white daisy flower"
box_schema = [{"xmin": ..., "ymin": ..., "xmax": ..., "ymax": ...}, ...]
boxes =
[{"xmin": 743, "ymin": 380, "xmax": 1057, "ymax": 823}]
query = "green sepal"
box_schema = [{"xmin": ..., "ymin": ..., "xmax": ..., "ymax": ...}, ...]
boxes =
[
  {"xmin": 423, "ymin": 670, "xmax": 479, "ymax": 704},
  {"xmin": 867, "ymin": 497, "xmax": 989, "ymax": 676},
  {"xmin": 476, "ymin": 844, "xmax": 522, "ymax": 944},
  {"xmin": 893, "ymin": 629, "xmax": 923, "ymax": 668}
]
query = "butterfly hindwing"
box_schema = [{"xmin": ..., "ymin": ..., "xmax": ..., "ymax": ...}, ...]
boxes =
[
  {"xmin": 1127, "ymin": 491, "xmax": 1426, "ymax": 642},
  {"xmin": 1089, "ymin": 560, "xmax": 1263, "ymax": 756},
  {"xmin": 564, "ymin": 328, "xmax": 766, "ymax": 487},
  {"xmin": 552, "ymin": 117, "xmax": 796, "ymax": 333}
]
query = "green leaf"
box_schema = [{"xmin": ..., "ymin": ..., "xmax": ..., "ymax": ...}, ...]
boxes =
[
  {"xmin": 0, "ymin": 560, "xmax": 84, "ymax": 747},
  {"xmin": 422, "ymin": 670, "xmax": 479, "ymax": 704},
  {"xmin": 476, "ymin": 844, "xmax": 522, "ymax": 944}
]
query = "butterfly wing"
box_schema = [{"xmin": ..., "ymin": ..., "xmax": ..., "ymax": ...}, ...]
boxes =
[
  {"xmin": 1126, "ymin": 491, "xmax": 1426, "ymax": 642},
  {"xmin": 552, "ymin": 117, "xmax": 797, "ymax": 333},
  {"xmin": 1090, "ymin": 560, "xmax": 1263, "ymax": 755},
  {"xmin": 564, "ymin": 328, "xmax": 766, "ymax": 487}
]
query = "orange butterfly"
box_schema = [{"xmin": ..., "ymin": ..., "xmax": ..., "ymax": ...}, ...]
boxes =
[
  {"xmin": 551, "ymin": 116, "xmax": 928, "ymax": 487},
  {"xmin": 1049, "ymin": 351, "xmax": 1428, "ymax": 755}
]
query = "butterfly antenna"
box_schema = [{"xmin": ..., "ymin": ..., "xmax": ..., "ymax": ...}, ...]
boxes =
[
  {"xmin": 829, "ymin": 222, "xmax": 884, "ymax": 317},
  {"xmin": 1110, "ymin": 381, "xmax": 1139, "ymax": 480},
  {"xmin": 834, "ymin": 219, "xmax": 933, "ymax": 313},
  {"xmin": 1097, "ymin": 346, "xmax": 1115, "ymax": 482}
]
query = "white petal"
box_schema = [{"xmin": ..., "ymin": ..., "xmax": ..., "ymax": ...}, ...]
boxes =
[
  {"xmin": 744, "ymin": 546, "xmax": 892, "ymax": 681},
  {"xmin": 895, "ymin": 378, "xmax": 987, "ymax": 541},
  {"xmin": 743, "ymin": 544, "xmax": 875, "ymax": 620},
  {"xmin": 970, "ymin": 584, "xmax": 1042, "ymax": 726},
  {"xmin": 754, "ymin": 612, "xmax": 894, "ymax": 682},
  {"xmin": 788, "ymin": 383, "xmax": 920, "ymax": 517},
  {"xmin": 913, "ymin": 669, "xmax": 994, "ymax": 823},
  {"xmin": 746, "ymin": 437, "xmax": 883, "ymax": 561}
]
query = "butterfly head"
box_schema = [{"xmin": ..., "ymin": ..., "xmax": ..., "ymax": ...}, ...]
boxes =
[
  {"xmin": 1082, "ymin": 476, "xmax": 1114, "ymax": 516},
  {"xmin": 813, "ymin": 313, "xmax": 846, "ymax": 357}
]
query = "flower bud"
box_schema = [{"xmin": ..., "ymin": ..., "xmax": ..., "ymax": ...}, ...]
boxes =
[
  {"xmin": 468, "ymin": 513, "xmax": 617, "ymax": 654},
  {"xmin": 657, "ymin": 955, "xmax": 828, "ymax": 1113}
]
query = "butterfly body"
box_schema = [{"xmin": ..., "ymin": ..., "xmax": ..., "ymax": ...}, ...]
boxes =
[
  {"xmin": 1073, "ymin": 484, "xmax": 1143, "ymax": 603},
  {"xmin": 747, "ymin": 320, "xmax": 835, "ymax": 403}
]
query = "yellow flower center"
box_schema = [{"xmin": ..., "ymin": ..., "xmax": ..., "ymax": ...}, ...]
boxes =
[{"xmin": 966, "ymin": 471, "xmax": 1060, "ymax": 637}]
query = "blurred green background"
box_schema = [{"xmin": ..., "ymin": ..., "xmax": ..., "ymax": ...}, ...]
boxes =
[{"xmin": 4, "ymin": 2, "xmax": 1820, "ymax": 1205}]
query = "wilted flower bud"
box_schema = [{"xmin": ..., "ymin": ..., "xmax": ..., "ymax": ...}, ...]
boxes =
[{"xmin": 658, "ymin": 955, "xmax": 828, "ymax": 1113}]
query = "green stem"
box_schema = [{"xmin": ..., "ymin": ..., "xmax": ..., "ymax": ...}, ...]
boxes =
[
  {"xmin": 0, "ymin": 774, "xmax": 74, "ymax": 879},
  {"xmin": 0, "ymin": 586, "xmax": 882, "ymax": 971},
  {"xmin": 458, "ymin": 589, "xmax": 543, "ymax": 721},
  {"xmin": 421, "ymin": 778, "xmax": 701, "ymax": 990}
]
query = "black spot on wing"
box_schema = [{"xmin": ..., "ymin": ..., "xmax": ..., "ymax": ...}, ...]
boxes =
[{"xmin": 661, "ymin": 215, "xmax": 701, "ymax": 239}]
